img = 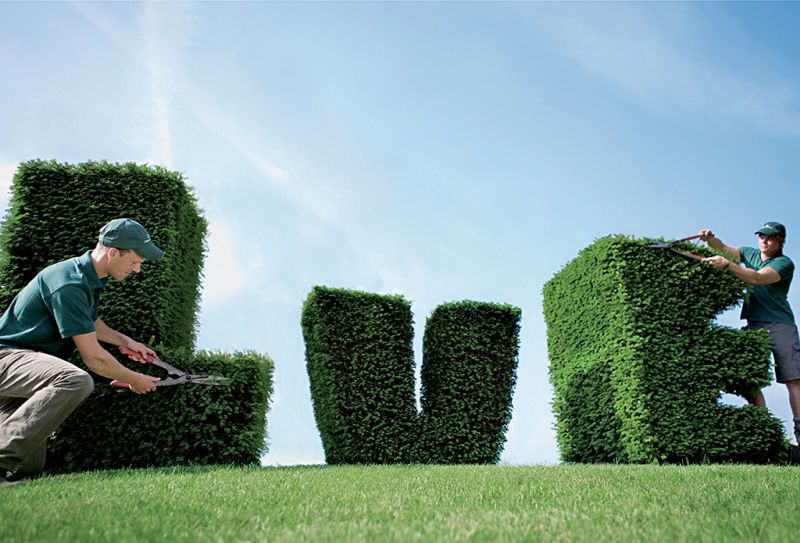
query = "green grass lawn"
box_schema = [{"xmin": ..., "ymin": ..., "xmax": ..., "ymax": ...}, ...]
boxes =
[{"xmin": 2, "ymin": 464, "xmax": 798, "ymax": 542}]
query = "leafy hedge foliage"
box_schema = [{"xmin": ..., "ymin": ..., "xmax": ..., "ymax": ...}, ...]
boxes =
[
  {"xmin": 0, "ymin": 160, "xmax": 274, "ymax": 470},
  {"xmin": 301, "ymin": 286, "xmax": 521, "ymax": 464},
  {"xmin": 543, "ymin": 235, "xmax": 787, "ymax": 464},
  {"xmin": 302, "ymin": 287, "xmax": 417, "ymax": 463},
  {"xmin": 0, "ymin": 159, "xmax": 205, "ymax": 349},
  {"xmin": 417, "ymin": 302, "xmax": 521, "ymax": 464},
  {"xmin": 46, "ymin": 349, "xmax": 273, "ymax": 472}
]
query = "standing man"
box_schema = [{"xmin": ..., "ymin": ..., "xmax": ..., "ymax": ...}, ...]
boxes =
[
  {"xmin": 0, "ymin": 218, "xmax": 163, "ymax": 486},
  {"xmin": 700, "ymin": 221, "xmax": 800, "ymax": 445}
]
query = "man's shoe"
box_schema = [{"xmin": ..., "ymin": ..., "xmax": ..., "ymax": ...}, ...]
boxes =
[
  {"xmin": 790, "ymin": 445, "xmax": 800, "ymax": 465},
  {"xmin": 0, "ymin": 468, "xmax": 21, "ymax": 487},
  {"xmin": 0, "ymin": 474, "xmax": 19, "ymax": 487}
]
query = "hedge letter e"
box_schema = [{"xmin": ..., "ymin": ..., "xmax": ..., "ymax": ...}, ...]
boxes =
[{"xmin": 544, "ymin": 236, "xmax": 787, "ymax": 464}]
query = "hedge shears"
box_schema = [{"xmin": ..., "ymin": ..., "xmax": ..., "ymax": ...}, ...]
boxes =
[
  {"xmin": 646, "ymin": 234, "xmax": 707, "ymax": 261},
  {"xmin": 111, "ymin": 346, "xmax": 232, "ymax": 388}
]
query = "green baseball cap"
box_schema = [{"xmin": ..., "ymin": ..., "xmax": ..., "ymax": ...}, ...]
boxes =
[
  {"xmin": 755, "ymin": 221, "xmax": 786, "ymax": 238},
  {"xmin": 99, "ymin": 218, "xmax": 164, "ymax": 260}
]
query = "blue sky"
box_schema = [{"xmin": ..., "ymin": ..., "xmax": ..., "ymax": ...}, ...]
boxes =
[{"xmin": 1, "ymin": 1, "xmax": 799, "ymax": 465}]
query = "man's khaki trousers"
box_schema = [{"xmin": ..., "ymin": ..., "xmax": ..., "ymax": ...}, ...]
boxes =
[{"xmin": 0, "ymin": 348, "xmax": 94, "ymax": 476}]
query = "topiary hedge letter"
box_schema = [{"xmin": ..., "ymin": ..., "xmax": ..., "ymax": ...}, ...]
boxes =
[
  {"xmin": 543, "ymin": 235, "xmax": 787, "ymax": 464},
  {"xmin": 0, "ymin": 159, "xmax": 274, "ymax": 471},
  {"xmin": 302, "ymin": 286, "xmax": 521, "ymax": 464}
]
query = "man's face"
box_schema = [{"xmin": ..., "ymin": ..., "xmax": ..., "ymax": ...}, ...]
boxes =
[
  {"xmin": 108, "ymin": 249, "xmax": 145, "ymax": 281},
  {"xmin": 758, "ymin": 233, "xmax": 782, "ymax": 257}
]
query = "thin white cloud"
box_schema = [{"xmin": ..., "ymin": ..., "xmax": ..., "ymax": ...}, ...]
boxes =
[
  {"xmin": 344, "ymin": 223, "xmax": 429, "ymax": 296},
  {"xmin": 179, "ymin": 91, "xmax": 341, "ymax": 225},
  {"xmin": 201, "ymin": 215, "xmax": 266, "ymax": 309},
  {"xmin": 363, "ymin": 250, "xmax": 427, "ymax": 297},
  {"xmin": 251, "ymin": 156, "xmax": 290, "ymax": 184},
  {"xmin": 71, "ymin": 0, "xmax": 180, "ymax": 167},
  {"xmin": 141, "ymin": 1, "xmax": 175, "ymax": 168},
  {"xmin": 71, "ymin": 1, "xmax": 408, "ymax": 305},
  {"xmin": 0, "ymin": 159, "xmax": 19, "ymax": 214},
  {"xmin": 0, "ymin": 160, "xmax": 17, "ymax": 193},
  {"xmin": 71, "ymin": 2, "xmax": 328, "ymax": 222},
  {"xmin": 529, "ymin": 5, "xmax": 800, "ymax": 135},
  {"xmin": 70, "ymin": 1, "xmax": 137, "ymax": 58}
]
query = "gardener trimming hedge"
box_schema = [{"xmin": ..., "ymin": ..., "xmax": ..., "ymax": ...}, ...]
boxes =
[
  {"xmin": 0, "ymin": 218, "xmax": 165, "ymax": 483},
  {"xmin": 544, "ymin": 235, "xmax": 786, "ymax": 464},
  {"xmin": 0, "ymin": 160, "xmax": 273, "ymax": 474}
]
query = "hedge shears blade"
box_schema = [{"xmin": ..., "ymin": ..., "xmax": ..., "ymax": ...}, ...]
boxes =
[
  {"xmin": 110, "ymin": 346, "xmax": 232, "ymax": 388},
  {"xmin": 646, "ymin": 234, "xmax": 706, "ymax": 261}
]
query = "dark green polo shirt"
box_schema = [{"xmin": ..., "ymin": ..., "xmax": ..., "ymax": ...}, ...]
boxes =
[
  {"xmin": 739, "ymin": 246, "xmax": 795, "ymax": 325},
  {"xmin": 0, "ymin": 251, "xmax": 107, "ymax": 359}
]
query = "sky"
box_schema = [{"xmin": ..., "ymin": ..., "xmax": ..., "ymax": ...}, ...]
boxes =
[{"xmin": 1, "ymin": 1, "xmax": 799, "ymax": 466}]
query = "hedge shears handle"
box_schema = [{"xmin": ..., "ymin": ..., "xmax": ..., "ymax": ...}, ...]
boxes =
[
  {"xmin": 112, "ymin": 345, "xmax": 177, "ymax": 388},
  {"xmin": 110, "ymin": 346, "xmax": 152, "ymax": 388},
  {"xmin": 676, "ymin": 234, "xmax": 707, "ymax": 243},
  {"xmin": 118, "ymin": 344, "xmax": 155, "ymax": 363}
]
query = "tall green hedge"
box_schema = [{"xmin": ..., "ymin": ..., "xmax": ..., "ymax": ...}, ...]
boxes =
[
  {"xmin": 417, "ymin": 302, "xmax": 521, "ymax": 463},
  {"xmin": 302, "ymin": 287, "xmax": 417, "ymax": 463},
  {"xmin": 543, "ymin": 235, "xmax": 787, "ymax": 464},
  {"xmin": 301, "ymin": 286, "xmax": 521, "ymax": 464},
  {"xmin": 0, "ymin": 160, "xmax": 274, "ymax": 470},
  {"xmin": 0, "ymin": 159, "xmax": 205, "ymax": 349}
]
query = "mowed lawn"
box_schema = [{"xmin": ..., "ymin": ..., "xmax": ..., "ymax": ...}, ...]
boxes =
[{"xmin": 2, "ymin": 464, "xmax": 798, "ymax": 542}]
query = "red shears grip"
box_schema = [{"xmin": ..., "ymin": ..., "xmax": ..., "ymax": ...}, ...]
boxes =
[{"xmin": 111, "ymin": 345, "xmax": 156, "ymax": 388}]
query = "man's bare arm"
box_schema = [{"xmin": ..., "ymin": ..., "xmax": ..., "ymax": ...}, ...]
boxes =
[
  {"xmin": 699, "ymin": 229, "xmax": 741, "ymax": 260},
  {"xmin": 72, "ymin": 332, "xmax": 159, "ymax": 394},
  {"xmin": 93, "ymin": 318, "xmax": 157, "ymax": 362},
  {"xmin": 703, "ymin": 255, "xmax": 782, "ymax": 286}
]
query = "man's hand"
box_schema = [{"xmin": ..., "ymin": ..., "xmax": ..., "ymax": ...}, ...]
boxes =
[
  {"xmin": 123, "ymin": 340, "xmax": 158, "ymax": 364},
  {"xmin": 94, "ymin": 319, "xmax": 158, "ymax": 363},
  {"xmin": 697, "ymin": 228, "xmax": 740, "ymax": 260},
  {"xmin": 128, "ymin": 373, "xmax": 160, "ymax": 394},
  {"xmin": 698, "ymin": 228, "xmax": 715, "ymax": 242},
  {"xmin": 703, "ymin": 255, "xmax": 730, "ymax": 270},
  {"xmin": 74, "ymin": 332, "xmax": 162, "ymax": 392}
]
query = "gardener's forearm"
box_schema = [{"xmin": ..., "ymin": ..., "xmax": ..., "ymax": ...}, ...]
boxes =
[
  {"xmin": 707, "ymin": 237, "xmax": 739, "ymax": 260},
  {"xmin": 94, "ymin": 318, "xmax": 132, "ymax": 346},
  {"xmin": 699, "ymin": 229, "xmax": 739, "ymax": 259},
  {"xmin": 727, "ymin": 263, "xmax": 779, "ymax": 286}
]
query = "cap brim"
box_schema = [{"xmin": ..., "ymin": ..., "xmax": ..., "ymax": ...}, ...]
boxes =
[{"xmin": 135, "ymin": 243, "xmax": 165, "ymax": 261}]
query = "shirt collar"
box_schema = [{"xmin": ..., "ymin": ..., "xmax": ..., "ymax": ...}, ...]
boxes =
[{"xmin": 80, "ymin": 251, "xmax": 108, "ymax": 289}]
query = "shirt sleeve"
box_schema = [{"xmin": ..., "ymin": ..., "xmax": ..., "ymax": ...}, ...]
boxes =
[
  {"xmin": 46, "ymin": 285, "xmax": 97, "ymax": 338},
  {"xmin": 738, "ymin": 247, "xmax": 756, "ymax": 269},
  {"xmin": 768, "ymin": 256, "xmax": 795, "ymax": 280}
]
